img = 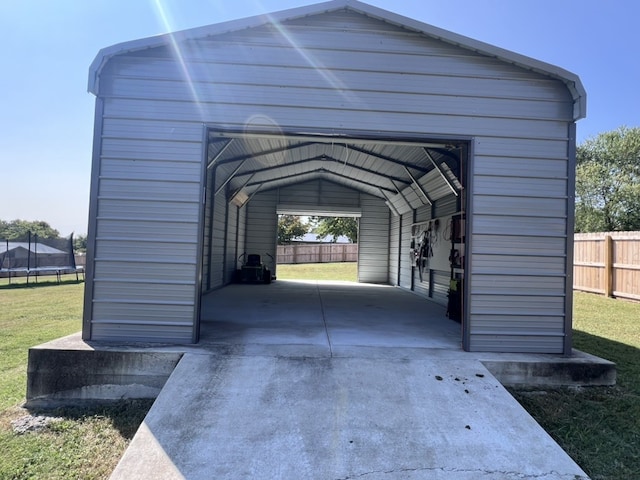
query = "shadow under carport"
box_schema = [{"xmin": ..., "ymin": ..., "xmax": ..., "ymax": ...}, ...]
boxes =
[{"xmin": 199, "ymin": 280, "xmax": 461, "ymax": 355}]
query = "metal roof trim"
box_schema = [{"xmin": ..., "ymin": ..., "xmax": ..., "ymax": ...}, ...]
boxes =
[{"xmin": 88, "ymin": 0, "xmax": 585, "ymax": 120}]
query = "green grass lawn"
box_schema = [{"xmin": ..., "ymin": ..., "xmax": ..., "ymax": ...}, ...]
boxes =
[
  {"xmin": 0, "ymin": 270, "xmax": 638, "ymax": 479},
  {"xmin": 510, "ymin": 291, "xmax": 640, "ymax": 480},
  {"xmin": 276, "ymin": 262, "xmax": 357, "ymax": 281},
  {"xmin": 0, "ymin": 279, "xmax": 151, "ymax": 479}
]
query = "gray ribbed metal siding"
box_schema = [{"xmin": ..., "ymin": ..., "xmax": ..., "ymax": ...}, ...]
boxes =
[
  {"xmin": 470, "ymin": 137, "xmax": 570, "ymax": 353},
  {"xmin": 89, "ymin": 9, "xmax": 575, "ymax": 351},
  {"xmin": 358, "ymin": 195, "xmax": 389, "ymax": 283},
  {"xmin": 89, "ymin": 134, "xmax": 202, "ymax": 342}
]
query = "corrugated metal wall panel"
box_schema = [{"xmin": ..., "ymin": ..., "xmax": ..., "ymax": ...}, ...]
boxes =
[
  {"xmin": 101, "ymin": 159, "xmax": 201, "ymax": 182},
  {"xmin": 95, "ymin": 239, "xmax": 197, "ymax": 262},
  {"xmin": 89, "ymin": 124, "xmax": 203, "ymax": 343},
  {"xmin": 94, "ymin": 260, "xmax": 196, "ymax": 283},
  {"xmin": 388, "ymin": 213, "xmax": 400, "ymax": 285},
  {"xmin": 473, "ymin": 196, "xmax": 567, "ymax": 218},
  {"xmin": 226, "ymin": 205, "xmax": 239, "ymax": 282},
  {"xmin": 92, "ymin": 301, "xmax": 194, "ymax": 319},
  {"xmin": 474, "ymin": 156, "xmax": 568, "ymax": 178},
  {"xmin": 208, "ymin": 191, "xmax": 227, "ymax": 290},
  {"xmin": 471, "ymin": 296, "xmax": 565, "ymax": 315},
  {"xmin": 93, "ymin": 282, "xmax": 194, "ymax": 303},
  {"xmin": 431, "ymin": 270, "xmax": 450, "ymax": 306},
  {"xmin": 97, "ymin": 199, "xmax": 199, "ymax": 222},
  {"xmin": 472, "ymin": 254, "xmax": 566, "ymax": 276},
  {"xmin": 472, "ymin": 215, "xmax": 566, "ymax": 237},
  {"xmin": 471, "ymin": 274, "xmax": 564, "ymax": 296},
  {"xmin": 399, "ymin": 212, "xmax": 413, "ymax": 289},
  {"xmin": 201, "ymin": 168, "xmax": 213, "ymax": 292},
  {"xmin": 473, "ymin": 235, "xmax": 566, "ymax": 257},
  {"xmin": 358, "ymin": 194, "xmax": 389, "ymax": 283},
  {"xmin": 99, "ymin": 178, "xmax": 200, "ymax": 202},
  {"xmin": 91, "ymin": 324, "xmax": 193, "ymax": 343},
  {"xmin": 95, "ymin": 219, "xmax": 198, "ymax": 242},
  {"xmin": 103, "ymin": 98, "xmax": 569, "ymax": 140},
  {"xmin": 245, "ymin": 190, "xmax": 278, "ymax": 263},
  {"xmin": 277, "ymin": 179, "xmax": 360, "ymax": 209},
  {"xmin": 474, "ymin": 176, "xmax": 567, "ymax": 198},
  {"xmin": 415, "ymin": 205, "xmax": 431, "ymax": 224},
  {"xmin": 469, "ymin": 335, "xmax": 564, "ymax": 354},
  {"xmin": 433, "ymin": 194, "xmax": 458, "ymax": 218},
  {"xmin": 471, "ymin": 315, "xmax": 565, "ymax": 333}
]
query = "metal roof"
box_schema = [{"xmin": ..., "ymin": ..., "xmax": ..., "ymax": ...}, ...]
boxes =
[
  {"xmin": 208, "ymin": 131, "xmax": 464, "ymax": 214},
  {"xmin": 88, "ymin": 0, "xmax": 586, "ymax": 120}
]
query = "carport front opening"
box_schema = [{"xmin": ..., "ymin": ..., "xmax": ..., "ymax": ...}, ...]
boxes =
[{"xmin": 198, "ymin": 129, "xmax": 467, "ymax": 350}]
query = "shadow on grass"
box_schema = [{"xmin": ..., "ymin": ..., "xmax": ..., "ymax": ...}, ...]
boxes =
[
  {"xmin": 573, "ymin": 329, "xmax": 640, "ymax": 393},
  {"xmin": 510, "ymin": 329, "xmax": 640, "ymax": 480},
  {"xmin": 0, "ymin": 278, "xmax": 84, "ymax": 290},
  {"xmin": 27, "ymin": 399, "xmax": 154, "ymax": 440}
]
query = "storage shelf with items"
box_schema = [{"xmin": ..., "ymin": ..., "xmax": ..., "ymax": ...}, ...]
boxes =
[{"xmin": 446, "ymin": 213, "xmax": 465, "ymax": 322}]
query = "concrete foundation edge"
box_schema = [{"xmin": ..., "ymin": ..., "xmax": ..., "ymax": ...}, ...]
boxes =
[
  {"xmin": 26, "ymin": 347, "xmax": 182, "ymax": 408},
  {"xmin": 24, "ymin": 341, "xmax": 616, "ymax": 408}
]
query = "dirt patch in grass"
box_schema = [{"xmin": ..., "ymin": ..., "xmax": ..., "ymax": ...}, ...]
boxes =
[{"xmin": 0, "ymin": 400, "xmax": 153, "ymax": 480}]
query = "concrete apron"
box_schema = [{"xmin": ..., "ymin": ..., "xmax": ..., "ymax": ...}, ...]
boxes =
[{"xmin": 111, "ymin": 353, "xmax": 589, "ymax": 480}]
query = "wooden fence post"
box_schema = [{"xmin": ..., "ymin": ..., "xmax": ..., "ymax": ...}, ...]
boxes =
[{"xmin": 604, "ymin": 235, "xmax": 613, "ymax": 297}]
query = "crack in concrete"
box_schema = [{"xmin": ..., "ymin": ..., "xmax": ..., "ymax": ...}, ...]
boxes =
[{"xmin": 334, "ymin": 466, "xmax": 589, "ymax": 480}]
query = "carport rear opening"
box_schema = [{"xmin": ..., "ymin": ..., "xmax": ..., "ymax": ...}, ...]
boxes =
[{"xmin": 199, "ymin": 127, "xmax": 469, "ymax": 348}]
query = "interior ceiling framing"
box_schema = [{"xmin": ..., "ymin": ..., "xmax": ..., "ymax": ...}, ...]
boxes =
[{"xmin": 207, "ymin": 132, "xmax": 464, "ymax": 214}]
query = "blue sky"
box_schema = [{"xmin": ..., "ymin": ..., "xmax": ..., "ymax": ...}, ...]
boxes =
[{"xmin": 1, "ymin": 0, "xmax": 638, "ymax": 236}]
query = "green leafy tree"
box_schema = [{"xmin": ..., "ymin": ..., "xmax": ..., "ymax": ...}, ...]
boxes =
[
  {"xmin": 0, "ymin": 219, "xmax": 60, "ymax": 240},
  {"xmin": 73, "ymin": 234, "xmax": 88, "ymax": 253},
  {"xmin": 311, "ymin": 217, "xmax": 358, "ymax": 243},
  {"xmin": 277, "ymin": 215, "xmax": 309, "ymax": 244},
  {"xmin": 575, "ymin": 126, "xmax": 640, "ymax": 232}
]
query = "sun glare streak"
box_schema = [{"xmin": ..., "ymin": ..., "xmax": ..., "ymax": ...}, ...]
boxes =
[
  {"xmin": 152, "ymin": 0, "xmax": 206, "ymax": 120},
  {"xmin": 265, "ymin": 13, "xmax": 362, "ymax": 106}
]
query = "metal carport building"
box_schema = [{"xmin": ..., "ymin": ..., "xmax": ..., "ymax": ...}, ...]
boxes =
[{"xmin": 83, "ymin": 0, "xmax": 586, "ymax": 353}]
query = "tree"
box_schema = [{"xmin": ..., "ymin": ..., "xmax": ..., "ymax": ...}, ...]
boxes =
[
  {"xmin": 277, "ymin": 215, "xmax": 309, "ymax": 244},
  {"xmin": 0, "ymin": 219, "xmax": 60, "ymax": 240},
  {"xmin": 575, "ymin": 126, "xmax": 640, "ymax": 232},
  {"xmin": 311, "ymin": 217, "xmax": 358, "ymax": 243},
  {"xmin": 73, "ymin": 234, "xmax": 88, "ymax": 253}
]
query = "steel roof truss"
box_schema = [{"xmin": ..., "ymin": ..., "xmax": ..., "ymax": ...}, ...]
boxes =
[
  {"xmin": 423, "ymin": 148, "xmax": 459, "ymax": 197},
  {"xmin": 403, "ymin": 167, "xmax": 432, "ymax": 206}
]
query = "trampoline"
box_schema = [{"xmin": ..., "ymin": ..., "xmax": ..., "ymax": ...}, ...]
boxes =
[{"xmin": 0, "ymin": 233, "xmax": 84, "ymax": 284}]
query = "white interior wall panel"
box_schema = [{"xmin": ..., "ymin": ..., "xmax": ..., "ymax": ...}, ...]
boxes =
[
  {"xmin": 88, "ymin": 5, "xmax": 580, "ymax": 352},
  {"xmin": 388, "ymin": 214, "xmax": 400, "ymax": 285},
  {"xmin": 207, "ymin": 191, "xmax": 227, "ymax": 290},
  {"xmin": 398, "ymin": 212, "xmax": 413, "ymax": 289},
  {"xmin": 225, "ymin": 205, "xmax": 239, "ymax": 283},
  {"xmin": 201, "ymin": 169, "xmax": 213, "ymax": 292},
  {"xmin": 358, "ymin": 194, "xmax": 389, "ymax": 284},
  {"xmin": 277, "ymin": 179, "xmax": 360, "ymax": 209},
  {"xmin": 237, "ymin": 206, "xmax": 247, "ymax": 271},
  {"xmin": 245, "ymin": 191, "xmax": 278, "ymax": 264}
]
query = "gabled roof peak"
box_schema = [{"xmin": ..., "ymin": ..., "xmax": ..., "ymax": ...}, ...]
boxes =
[{"xmin": 88, "ymin": 0, "xmax": 585, "ymax": 119}]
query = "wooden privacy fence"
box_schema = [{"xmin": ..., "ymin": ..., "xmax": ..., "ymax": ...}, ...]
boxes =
[
  {"xmin": 574, "ymin": 231, "xmax": 640, "ymax": 300},
  {"xmin": 277, "ymin": 243, "xmax": 358, "ymax": 264}
]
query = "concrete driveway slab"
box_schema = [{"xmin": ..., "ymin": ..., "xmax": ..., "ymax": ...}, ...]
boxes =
[{"xmin": 111, "ymin": 353, "xmax": 589, "ymax": 480}]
